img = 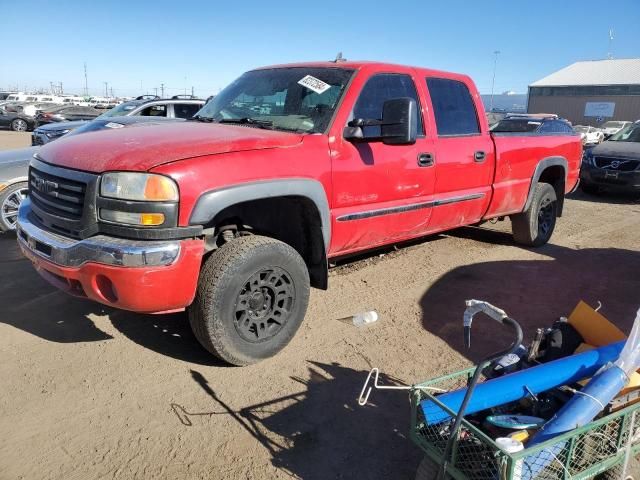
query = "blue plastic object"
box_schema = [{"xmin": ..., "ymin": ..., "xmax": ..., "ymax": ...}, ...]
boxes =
[
  {"xmin": 521, "ymin": 365, "xmax": 629, "ymax": 478},
  {"xmin": 420, "ymin": 341, "xmax": 625, "ymax": 425}
]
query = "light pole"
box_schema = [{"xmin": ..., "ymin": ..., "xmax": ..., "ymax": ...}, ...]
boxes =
[{"xmin": 489, "ymin": 50, "xmax": 500, "ymax": 112}]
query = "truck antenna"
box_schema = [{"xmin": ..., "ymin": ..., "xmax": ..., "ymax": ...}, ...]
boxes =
[{"xmin": 333, "ymin": 52, "xmax": 346, "ymax": 63}]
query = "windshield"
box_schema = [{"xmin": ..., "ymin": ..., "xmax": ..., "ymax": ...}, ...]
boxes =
[
  {"xmin": 96, "ymin": 102, "xmax": 138, "ymax": 119},
  {"xmin": 602, "ymin": 121, "xmax": 625, "ymax": 128},
  {"xmin": 574, "ymin": 126, "xmax": 588, "ymax": 133},
  {"xmin": 195, "ymin": 67, "xmax": 354, "ymax": 133},
  {"xmin": 491, "ymin": 119, "xmax": 540, "ymax": 133},
  {"xmin": 608, "ymin": 123, "xmax": 640, "ymax": 142}
]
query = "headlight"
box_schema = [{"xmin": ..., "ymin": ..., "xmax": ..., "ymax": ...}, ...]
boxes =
[
  {"xmin": 100, "ymin": 172, "xmax": 178, "ymax": 202},
  {"xmin": 46, "ymin": 129, "xmax": 69, "ymax": 138}
]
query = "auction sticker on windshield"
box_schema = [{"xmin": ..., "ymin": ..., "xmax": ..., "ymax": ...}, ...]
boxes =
[{"xmin": 298, "ymin": 75, "xmax": 331, "ymax": 94}]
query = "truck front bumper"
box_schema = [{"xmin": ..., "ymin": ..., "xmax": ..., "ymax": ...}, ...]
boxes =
[{"xmin": 16, "ymin": 198, "xmax": 204, "ymax": 313}]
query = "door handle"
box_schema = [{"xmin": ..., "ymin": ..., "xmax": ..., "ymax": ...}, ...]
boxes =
[
  {"xmin": 474, "ymin": 151, "xmax": 486, "ymax": 162},
  {"xmin": 417, "ymin": 153, "xmax": 434, "ymax": 167}
]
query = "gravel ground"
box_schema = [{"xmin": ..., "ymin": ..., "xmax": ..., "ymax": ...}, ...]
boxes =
[{"xmin": 0, "ymin": 132, "xmax": 639, "ymax": 479}]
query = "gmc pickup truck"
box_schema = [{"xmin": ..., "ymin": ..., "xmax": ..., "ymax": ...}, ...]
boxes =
[{"xmin": 16, "ymin": 61, "xmax": 582, "ymax": 365}]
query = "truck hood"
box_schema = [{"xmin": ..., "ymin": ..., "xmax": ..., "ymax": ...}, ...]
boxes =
[
  {"xmin": 591, "ymin": 140, "xmax": 640, "ymax": 160},
  {"xmin": 36, "ymin": 122, "xmax": 304, "ymax": 173}
]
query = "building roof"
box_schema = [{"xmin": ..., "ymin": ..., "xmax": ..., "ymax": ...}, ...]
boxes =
[{"xmin": 530, "ymin": 59, "xmax": 640, "ymax": 87}]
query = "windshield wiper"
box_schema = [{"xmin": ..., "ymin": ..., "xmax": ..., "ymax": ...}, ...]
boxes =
[
  {"xmin": 218, "ymin": 117, "xmax": 274, "ymax": 129},
  {"xmin": 191, "ymin": 114, "xmax": 214, "ymax": 122}
]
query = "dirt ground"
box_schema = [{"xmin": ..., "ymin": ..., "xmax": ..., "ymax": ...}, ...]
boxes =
[
  {"xmin": 0, "ymin": 130, "xmax": 31, "ymax": 150},
  {"xmin": 0, "ymin": 133, "xmax": 639, "ymax": 479}
]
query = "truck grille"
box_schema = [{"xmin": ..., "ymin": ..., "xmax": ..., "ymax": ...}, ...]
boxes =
[
  {"xmin": 594, "ymin": 157, "xmax": 639, "ymax": 172},
  {"xmin": 29, "ymin": 167, "xmax": 86, "ymax": 219},
  {"xmin": 27, "ymin": 159, "xmax": 99, "ymax": 239}
]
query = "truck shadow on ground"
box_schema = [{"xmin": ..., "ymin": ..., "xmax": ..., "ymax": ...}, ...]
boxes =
[
  {"xmin": 420, "ymin": 236, "xmax": 640, "ymax": 364},
  {"xmin": 108, "ymin": 310, "xmax": 226, "ymax": 366},
  {"xmin": 173, "ymin": 362, "xmax": 420, "ymax": 480},
  {"xmin": 0, "ymin": 233, "xmax": 223, "ymax": 364},
  {"xmin": 0, "ymin": 233, "xmax": 113, "ymax": 342}
]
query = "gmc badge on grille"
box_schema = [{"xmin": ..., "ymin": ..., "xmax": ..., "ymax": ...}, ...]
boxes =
[{"xmin": 33, "ymin": 175, "xmax": 58, "ymax": 194}]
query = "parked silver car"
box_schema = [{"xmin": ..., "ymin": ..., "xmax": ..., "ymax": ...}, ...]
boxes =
[
  {"xmin": 0, "ymin": 116, "xmax": 185, "ymax": 232},
  {"xmin": 0, "ymin": 147, "xmax": 34, "ymax": 231}
]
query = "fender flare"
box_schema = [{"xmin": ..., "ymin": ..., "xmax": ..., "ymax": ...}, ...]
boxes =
[
  {"xmin": 189, "ymin": 178, "xmax": 331, "ymax": 249},
  {"xmin": 522, "ymin": 156, "xmax": 567, "ymax": 213}
]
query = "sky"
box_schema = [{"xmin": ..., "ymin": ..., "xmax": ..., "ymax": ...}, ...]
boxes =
[{"xmin": 1, "ymin": 0, "xmax": 639, "ymax": 97}]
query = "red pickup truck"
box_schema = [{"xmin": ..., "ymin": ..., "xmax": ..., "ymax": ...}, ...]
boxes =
[{"xmin": 16, "ymin": 61, "xmax": 582, "ymax": 365}]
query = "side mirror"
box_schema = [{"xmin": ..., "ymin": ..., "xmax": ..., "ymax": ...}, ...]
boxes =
[
  {"xmin": 380, "ymin": 97, "xmax": 418, "ymax": 145},
  {"xmin": 344, "ymin": 97, "xmax": 418, "ymax": 145}
]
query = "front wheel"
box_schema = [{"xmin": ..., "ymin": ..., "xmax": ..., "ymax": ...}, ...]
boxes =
[
  {"xmin": 10, "ymin": 118, "xmax": 28, "ymax": 132},
  {"xmin": 511, "ymin": 182, "xmax": 558, "ymax": 247},
  {"xmin": 188, "ymin": 235, "xmax": 310, "ymax": 366},
  {"xmin": 0, "ymin": 182, "xmax": 28, "ymax": 232}
]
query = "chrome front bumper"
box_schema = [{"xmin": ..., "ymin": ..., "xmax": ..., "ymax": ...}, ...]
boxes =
[{"xmin": 16, "ymin": 198, "xmax": 181, "ymax": 268}]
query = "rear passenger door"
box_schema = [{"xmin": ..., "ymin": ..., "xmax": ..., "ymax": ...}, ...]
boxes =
[{"xmin": 425, "ymin": 77, "xmax": 494, "ymax": 230}]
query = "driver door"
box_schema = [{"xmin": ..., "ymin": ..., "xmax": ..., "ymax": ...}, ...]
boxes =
[{"xmin": 329, "ymin": 72, "xmax": 436, "ymax": 256}]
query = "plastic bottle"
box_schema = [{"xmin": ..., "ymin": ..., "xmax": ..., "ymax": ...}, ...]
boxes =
[
  {"xmin": 352, "ymin": 311, "xmax": 378, "ymax": 327},
  {"xmin": 496, "ymin": 437, "xmax": 524, "ymax": 480}
]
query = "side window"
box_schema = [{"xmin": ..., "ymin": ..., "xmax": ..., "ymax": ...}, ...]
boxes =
[
  {"xmin": 173, "ymin": 103, "xmax": 201, "ymax": 119},
  {"xmin": 352, "ymin": 73, "xmax": 424, "ymax": 138},
  {"xmin": 139, "ymin": 105, "xmax": 167, "ymax": 117},
  {"xmin": 426, "ymin": 78, "xmax": 480, "ymax": 136}
]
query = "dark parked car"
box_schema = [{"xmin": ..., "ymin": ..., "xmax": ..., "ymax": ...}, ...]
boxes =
[
  {"xmin": 35, "ymin": 105, "xmax": 102, "ymax": 125},
  {"xmin": 491, "ymin": 114, "xmax": 575, "ymax": 134},
  {"xmin": 1, "ymin": 116, "xmax": 183, "ymax": 231},
  {"xmin": 580, "ymin": 121, "xmax": 640, "ymax": 195},
  {"xmin": 0, "ymin": 107, "xmax": 36, "ymax": 131},
  {"xmin": 31, "ymin": 96, "xmax": 205, "ymax": 145}
]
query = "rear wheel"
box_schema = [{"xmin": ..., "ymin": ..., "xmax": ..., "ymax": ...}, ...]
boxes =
[
  {"xmin": 10, "ymin": 118, "xmax": 28, "ymax": 132},
  {"xmin": 188, "ymin": 235, "xmax": 310, "ymax": 366},
  {"xmin": 0, "ymin": 182, "xmax": 28, "ymax": 232},
  {"xmin": 511, "ymin": 182, "xmax": 557, "ymax": 247}
]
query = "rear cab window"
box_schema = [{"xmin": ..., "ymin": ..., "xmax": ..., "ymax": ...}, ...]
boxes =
[{"xmin": 426, "ymin": 77, "xmax": 480, "ymax": 136}]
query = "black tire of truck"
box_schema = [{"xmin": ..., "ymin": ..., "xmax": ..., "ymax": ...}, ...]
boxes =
[
  {"xmin": 510, "ymin": 182, "xmax": 558, "ymax": 247},
  {"xmin": 415, "ymin": 455, "xmax": 449, "ymax": 480},
  {"xmin": 188, "ymin": 235, "xmax": 310, "ymax": 366}
]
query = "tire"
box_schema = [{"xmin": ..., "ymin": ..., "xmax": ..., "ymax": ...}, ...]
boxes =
[
  {"xmin": 188, "ymin": 235, "xmax": 310, "ymax": 366},
  {"xmin": 0, "ymin": 182, "xmax": 28, "ymax": 232},
  {"xmin": 511, "ymin": 182, "xmax": 558, "ymax": 247},
  {"xmin": 10, "ymin": 118, "xmax": 28, "ymax": 132},
  {"xmin": 581, "ymin": 182, "xmax": 601, "ymax": 195},
  {"xmin": 415, "ymin": 455, "xmax": 449, "ymax": 480}
]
